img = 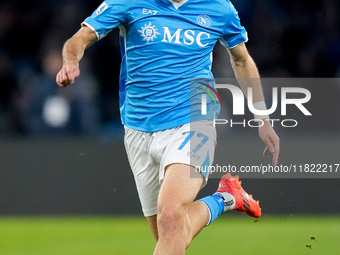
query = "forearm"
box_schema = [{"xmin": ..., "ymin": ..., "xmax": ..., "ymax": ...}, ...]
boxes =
[
  {"xmin": 56, "ymin": 26, "xmax": 97, "ymax": 87},
  {"xmin": 62, "ymin": 26, "xmax": 97, "ymax": 65},
  {"xmin": 228, "ymin": 44, "xmax": 279, "ymax": 166},
  {"xmin": 62, "ymin": 37, "xmax": 85, "ymax": 65},
  {"xmin": 231, "ymin": 55, "xmax": 264, "ymax": 103}
]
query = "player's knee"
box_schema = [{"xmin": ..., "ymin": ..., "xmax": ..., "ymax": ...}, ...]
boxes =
[{"xmin": 157, "ymin": 203, "xmax": 187, "ymax": 237}]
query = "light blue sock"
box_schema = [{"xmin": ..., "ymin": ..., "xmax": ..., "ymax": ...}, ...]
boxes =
[{"xmin": 198, "ymin": 194, "xmax": 224, "ymax": 225}]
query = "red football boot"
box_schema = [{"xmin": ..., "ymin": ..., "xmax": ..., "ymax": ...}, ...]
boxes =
[{"xmin": 215, "ymin": 173, "xmax": 261, "ymax": 218}]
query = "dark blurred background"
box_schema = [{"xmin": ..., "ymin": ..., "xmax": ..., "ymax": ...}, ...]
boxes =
[
  {"xmin": 0, "ymin": 0, "xmax": 339, "ymax": 215},
  {"xmin": 0, "ymin": 0, "xmax": 339, "ymax": 136}
]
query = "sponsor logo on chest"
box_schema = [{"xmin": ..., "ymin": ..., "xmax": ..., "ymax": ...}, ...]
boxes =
[
  {"xmin": 139, "ymin": 22, "xmax": 211, "ymax": 47},
  {"xmin": 138, "ymin": 12, "xmax": 212, "ymax": 47}
]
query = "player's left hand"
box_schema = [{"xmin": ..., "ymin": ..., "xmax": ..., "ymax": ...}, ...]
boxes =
[{"xmin": 258, "ymin": 120, "xmax": 280, "ymax": 166}]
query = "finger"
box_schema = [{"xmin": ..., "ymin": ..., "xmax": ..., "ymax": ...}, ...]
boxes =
[
  {"xmin": 272, "ymin": 149, "xmax": 279, "ymax": 166},
  {"xmin": 61, "ymin": 73, "xmax": 70, "ymax": 87},
  {"xmin": 272, "ymin": 138, "xmax": 280, "ymax": 166},
  {"xmin": 56, "ymin": 72, "xmax": 65, "ymax": 87},
  {"xmin": 264, "ymin": 139, "xmax": 275, "ymax": 154},
  {"xmin": 263, "ymin": 147, "xmax": 269, "ymax": 157},
  {"xmin": 56, "ymin": 72, "xmax": 61, "ymax": 85},
  {"xmin": 65, "ymin": 67, "xmax": 75, "ymax": 84},
  {"xmin": 60, "ymin": 69, "xmax": 68, "ymax": 84},
  {"xmin": 57, "ymin": 70, "xmax": 70, "ymax": 87},
  {"xmin": 272, "ymin": 153, "xmax": 278, "ymax": 166}
]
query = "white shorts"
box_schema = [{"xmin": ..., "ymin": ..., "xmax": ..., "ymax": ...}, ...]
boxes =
[{"xmin": 124, "ymin": 120, "xmax": 217, "ymax": 217}]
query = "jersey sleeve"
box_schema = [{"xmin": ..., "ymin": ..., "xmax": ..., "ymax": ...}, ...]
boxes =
[
  {"xmin": 82, "ymin": 0, "xmax": 127, "ymax": 40},
  {"xmin": 219, "ymin": 1, "xmax": 248, "ymax": 49}
]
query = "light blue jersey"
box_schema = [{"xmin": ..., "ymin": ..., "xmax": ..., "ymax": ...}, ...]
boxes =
[{"xmin": 83, "ymin": 0, "xmax": 247, "ymax": 132}]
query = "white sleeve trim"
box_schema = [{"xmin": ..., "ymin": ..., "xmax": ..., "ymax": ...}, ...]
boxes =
[
  {"xmin": 218, "ymin": 37, "xmax": 249, "ymax": 49},
  {"xmin": 81, "ymin": 22, "xmax": 100, "ymax": 41},
  {"xmin": 229, "ymin": 38, "xmax": 249, "ymax": 49}
]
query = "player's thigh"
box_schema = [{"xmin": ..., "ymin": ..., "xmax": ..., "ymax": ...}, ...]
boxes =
[
  {"xmin": 157, "ymin": 163, "xmax": 204, "ymax": 214},
  {"xmin": 159, "ymin": 120, "xmax": 217, "ymax": 186},
  {"xmin": 124, "ymin": 127, "xmax": 160, "ymax": 217}
]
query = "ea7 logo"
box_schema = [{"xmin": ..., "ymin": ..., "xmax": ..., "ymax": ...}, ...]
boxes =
[
  {"xmin": 161, "ymin": 27, "xmax": 210, "ymax": 47},
  {"xmin": 142, "ymin": 8, "xmax": 158, "ymax": 15}
]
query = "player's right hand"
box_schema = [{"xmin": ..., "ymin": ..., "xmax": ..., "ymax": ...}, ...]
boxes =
[{"xmin": 56, "ymin": 63, "xmax": 80, "ymax": 87}]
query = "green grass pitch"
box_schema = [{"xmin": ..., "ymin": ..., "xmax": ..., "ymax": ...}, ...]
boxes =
[{"xmin": 0, "ymin": 215, "xmax": 339, "ymax": 255}]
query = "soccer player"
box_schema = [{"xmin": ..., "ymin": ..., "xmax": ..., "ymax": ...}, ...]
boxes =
[{"xmin": 56, "ymin": 0, "xmax": 280, "ymax": 254}]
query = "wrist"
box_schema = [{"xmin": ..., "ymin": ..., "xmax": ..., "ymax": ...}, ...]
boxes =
[
  {"xmin": 253, "ymin": 101, "xmax": 270, "ymax": 121},
  {"xmin": 63, "ymin": 60, "xmax": 79, "ymax": 66}
]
